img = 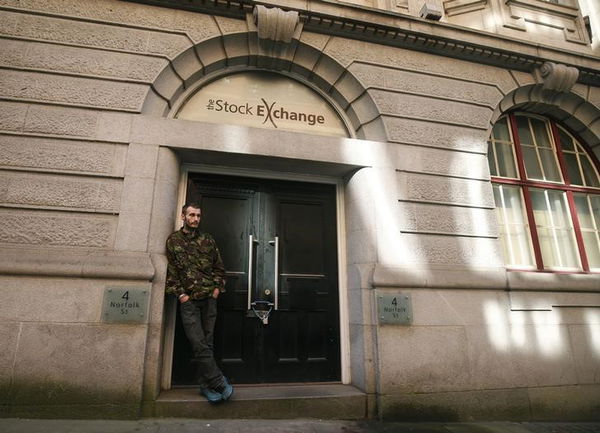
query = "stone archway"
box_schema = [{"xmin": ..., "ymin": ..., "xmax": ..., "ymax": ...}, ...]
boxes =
[
  {"xmin": 140, "ymin": 6, "xmax": 386, "ymax": 141},
  {"xmin": 490, "ymin": 63, "xmax": 600, "ymax": 159}
]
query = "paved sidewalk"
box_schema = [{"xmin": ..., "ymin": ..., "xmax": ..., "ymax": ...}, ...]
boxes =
[{"xmin": 1, "ymin": 419, "xmax": 600, "ymax": 433}]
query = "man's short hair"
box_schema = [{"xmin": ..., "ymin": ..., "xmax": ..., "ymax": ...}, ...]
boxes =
[{"xmin": 181, "ymin": 202, "xmax": 202, "ymax": 214}]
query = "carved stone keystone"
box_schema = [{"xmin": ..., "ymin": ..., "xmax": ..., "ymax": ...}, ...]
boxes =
[
  {"xmin": 254, "ymin": 5, "xmax": 300, "ymax": 43},
  {"xmin": 249, "ymin": 5, "xmax": 303, "ymax": 70},
  {"xmin": 535, "ymin": 62, "xmax": 579, "ymax": 93}
]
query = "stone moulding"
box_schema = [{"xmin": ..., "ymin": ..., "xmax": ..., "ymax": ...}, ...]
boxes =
[
  {"xmin": 503, "ymin": 0, "xmax": 587, "ymax": 45},
  {"xmin": 124, "ymin": 0, "xmax": 600, "ymax": 87},
  {"xmin": 0, "ymin": 248, "xmax": 155, "ymax": 280},
  {"xmin": 444, "ymin": 0, "xmax": 488, "ymax": 17}
]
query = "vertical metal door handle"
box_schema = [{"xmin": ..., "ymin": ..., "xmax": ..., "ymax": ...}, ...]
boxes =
[
  {"xmin": 273, "ymin": 236, "xmax": 279, "ymax": 310},
  {"xmin": 247, "ymin": 234, "xmax": 254, "ymax": 310}
]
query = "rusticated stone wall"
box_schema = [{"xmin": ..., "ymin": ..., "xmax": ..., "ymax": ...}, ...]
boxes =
[
  {"xmin": 0, "ymin": 0, "xmax": 176, "ymax": 418},
  {"xmin": 0, "ymin": 0, "xmax": 599, "ymax": 421}
]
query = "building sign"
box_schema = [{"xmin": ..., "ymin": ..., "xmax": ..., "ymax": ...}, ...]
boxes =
[
  {"xmin": 377, "ymin": 294, "xmax": 412, "ymax": 325},
  {"xmin": 102, "ymin": 287, "xmax": 149, "ymax": 324},
  {"xmin": 176, "ymin": 72, "xmax": 349, "ymax": 137}
]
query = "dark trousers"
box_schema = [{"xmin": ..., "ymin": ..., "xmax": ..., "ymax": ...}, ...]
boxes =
[{"xmin": 179, "ymin": 298, "xmax": 224, "ymax": 389}]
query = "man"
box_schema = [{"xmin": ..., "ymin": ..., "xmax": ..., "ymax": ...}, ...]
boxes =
[{"xmin": 165, "ymin": 203, "xmax": 233, "ymax": 403}]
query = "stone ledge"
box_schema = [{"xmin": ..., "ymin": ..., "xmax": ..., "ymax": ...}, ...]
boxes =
[
  {"xmin": 0, "ymin": 248, "xmax": 155, "ymax": 280},
  {"xmin": 373, "ymin": 265, "xmax": 507, "ymax": 289},
  {"xmin": 507, "ymin": 270, "xmax": 600, "ymax": 292},
  {"xmin": 373, "ymin": 265, "xmax": 600, "ymax": 292}
]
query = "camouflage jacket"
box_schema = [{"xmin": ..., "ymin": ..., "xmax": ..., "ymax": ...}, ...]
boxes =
[{"xmin": 165, "ymin": 228, "xmax": 226, "ymax": 299}]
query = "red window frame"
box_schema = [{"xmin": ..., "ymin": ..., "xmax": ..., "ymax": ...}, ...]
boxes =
[{"xmin": 490, "ymin": 113, "xmax": 600, "ymax": 273}]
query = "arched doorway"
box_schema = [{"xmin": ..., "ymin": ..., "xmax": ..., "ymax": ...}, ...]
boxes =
[{"xmin": 167, "ymin": 71, "xmax": 353, "ymax": 386}]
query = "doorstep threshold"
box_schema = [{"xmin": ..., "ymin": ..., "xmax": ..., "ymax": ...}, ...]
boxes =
[
  {"xmin": 160, "ymin": 383, "xmax": 364, "ymax": 401},
  {"xmin": 147, "ymin": 383, "xmax": 367, "ymax": 419}
]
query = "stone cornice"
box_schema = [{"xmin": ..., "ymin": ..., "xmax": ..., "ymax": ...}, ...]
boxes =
[{"xmin": 123, "ymin": 0, "xmax": 600, "ymax": 87}]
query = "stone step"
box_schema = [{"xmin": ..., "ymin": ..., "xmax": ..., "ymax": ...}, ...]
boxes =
[{"xmin": 144, "ymin": 383, "xmax": 367, "ymax": 419}]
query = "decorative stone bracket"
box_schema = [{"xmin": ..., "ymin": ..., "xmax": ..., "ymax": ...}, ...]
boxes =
[
  {"xmin": 248, "ymin": 5, "xmax": 304, "ymax": 70},
  {"xmin": 534, "ymin": 61, "xmax": 579, "ymax": 94}
]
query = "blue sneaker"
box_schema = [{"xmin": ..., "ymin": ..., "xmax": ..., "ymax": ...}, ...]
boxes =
[
  {"xmin": 215, "ymin": 377, "xmax": 233, "ymax": 401},
  {"xmin": 199, "ymin": 387, "xmax": 222, "ymax": 404}
]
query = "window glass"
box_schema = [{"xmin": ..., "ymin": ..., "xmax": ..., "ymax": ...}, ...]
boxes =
[
  {"xmin": 523, "ymin": 146, "xmax": 543, "ymax": 180},
  {"xmin": 539, "ymin": 148, "xmax": 562, "ymax": 182},
  {"xmin": 558, "ymin": 128, "xmax": 574, "ymax": 151},
  {"xmin": 516, "ymin": 116, "xmax": 533, "ymax": 145},
  {"xmin": 574, "ymin": 194, "xmax": 594, "ymax": 229},
  {"xmin": 558, "ymin": 127, "xmax": 600, "ymax": 188},
  {"xmin": 493, "ymin": 184, "xmax": 535, "ymax": 268},
  {"xmin": 565, "ymin": 153, "xmax": 583, "ymax": 185},
  {"xmin": 530, "ymin": 188, "xmax": 580, "ymax": 269},
  {"xmin": 531, "ymin": 118, "xmax": 551, "ymax": 148},
  {"xmin": 574, "ymin": 194, "xmax": 600, "ymax": 269},
  {"xmin": 519, "ymin": 117, "xmax": 562, "ymax": 182},
  {"xmin": 487, "ymin": 140, "xmax": 498, "ymax": 177},
  {"xmin": 493, "ymin": 117, "xmax": 511, "ymax": 142},
  {"xmin": 581, "ymin": 156, "xmax": 600, "ymax": 188},
  {"xmin": 488, "ymin": 119, "xmax": 517, "ymax": 179},
  {"xmin": 582, "ymin": 232, "xmax": 600, "ymax": 270},
  {"xmin": 517, "ymin": 116, "xmax": 562, "ymax": 183},
  {"xmin": 517, "ymin": 116, "xmax": 562, "ymax": 182},
  {"xmin": 496, "ymin": 143, "xmax": 518, "ymax": 178},
  {"xmin": 592, "ymin": 195, "xmax": 600, "ymax": 222}
]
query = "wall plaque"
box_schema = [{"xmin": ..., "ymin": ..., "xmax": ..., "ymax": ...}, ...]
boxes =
[
  {"xmin": 102, "ymin": 287, "xmax": 149, "ymax": 324},
  {"xmin": 377, "ymin": 294, "xmax": 412, "ymax": 325}
]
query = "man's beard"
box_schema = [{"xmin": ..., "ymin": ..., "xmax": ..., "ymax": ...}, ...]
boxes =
[{"xmin": 183, "ymin": 221, "xmax": 198, "ymax": 232}]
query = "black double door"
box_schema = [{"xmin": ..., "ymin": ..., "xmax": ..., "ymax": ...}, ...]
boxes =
[{"xmin": 172, "ymin": 174, "xmax": 340, "ymax": 385}]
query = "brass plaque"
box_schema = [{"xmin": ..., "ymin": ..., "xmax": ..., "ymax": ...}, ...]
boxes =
[
  {"xmin": 377, "ymin": 294, "xmax": 412, "ymax": 325},
  {"xmin": 102, "ymin": 287, "xmax": 149, "ymax": 324}
]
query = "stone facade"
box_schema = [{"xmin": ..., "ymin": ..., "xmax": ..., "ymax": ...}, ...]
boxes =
[{"xmin": 0, "ymin": 0, "xmax": 599, "ymax": 421}]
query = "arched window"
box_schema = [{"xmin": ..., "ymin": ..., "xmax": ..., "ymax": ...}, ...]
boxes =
[{"xmin": 487, "ymin": 113, "xmax": 600, "ymax": 272}]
